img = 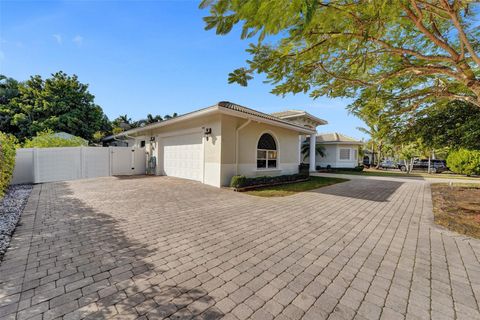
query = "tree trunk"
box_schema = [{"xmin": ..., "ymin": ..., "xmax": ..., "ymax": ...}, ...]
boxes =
[
  {"xmin": 375, "ymin": 142, "xmax": 383, "ymax": 170},
  {"xmin": 408, "ymin": 158, "xmax": 414, "ymax": 174},
  {"xmin": 428, "ymin": 155, "xmax": 431, "ymax": 174},
  {"xmin": 371, "ymin": 145, "xmax": 375, "ymax": 168}
]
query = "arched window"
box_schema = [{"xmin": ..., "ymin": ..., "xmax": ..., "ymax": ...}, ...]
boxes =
[{"xmin": 257, "ymin": 133, "xmax": 277, "ymax": 169}]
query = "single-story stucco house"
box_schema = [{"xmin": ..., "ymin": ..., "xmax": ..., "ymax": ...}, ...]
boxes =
[
  {"xmin": 315, "ymin": 133, "xmax": 363, "ymax": 169},
  {"xmin": 107, "ymin": 101, "xmax": 359, "ymax": 187}
]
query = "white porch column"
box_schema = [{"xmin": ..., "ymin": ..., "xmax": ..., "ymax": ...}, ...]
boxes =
[
  {"xmin": 309, "ymin": 134, "xmax": 316, "ymax": 172},
  {"xmin": 298, "ymin": 135, "xmax": 302, "ymax": 164}
]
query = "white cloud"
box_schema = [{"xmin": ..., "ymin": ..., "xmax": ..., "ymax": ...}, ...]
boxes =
[
  {"xmin": 53, "ymin": 34, "xmax": 62, "ymax": 44},
  {"xmin": 72, "ymin": 35, "xmax": 83, "ymax": 46}
]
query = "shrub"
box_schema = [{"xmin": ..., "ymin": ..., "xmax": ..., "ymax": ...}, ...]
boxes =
[
  {"xmin": 23, "ymin": 129, "xmax": 87, "ymax": 148},
  {"xmin": 318, "ymin": 166, "xmax": 364, "ymax": 172},
  {"xmin": 0, "ymin": 132, "xmax": 17, "ymax": 197},
  {"xmin": 230, "ymin": 175, "xmax": 247, "ymax": 188},
  {"xmin": 299, "ymin": 163, "xmax": 310, "ymax": 176},
  {"xmin": 230, "ymin": 174, "xmax": 308, "ymax": 189},
  {"xmin": 447, "ymin": 149, "xmax": 480, "ymax": 176}
]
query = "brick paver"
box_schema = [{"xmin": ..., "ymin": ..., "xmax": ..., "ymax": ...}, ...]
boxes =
[{"xmin": 1, "ymin": 175, "xmax": 479, "ymax": 320}]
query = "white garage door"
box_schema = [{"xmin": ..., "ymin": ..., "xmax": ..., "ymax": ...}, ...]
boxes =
[{"xmin": 163, "ymin": 133, "xmax": 203, "ymax": 182}]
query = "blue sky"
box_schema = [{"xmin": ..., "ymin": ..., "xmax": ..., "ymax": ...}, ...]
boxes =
[{"xmin": 0, "ymin": 0, "xmax": 367, "ymax": 139}]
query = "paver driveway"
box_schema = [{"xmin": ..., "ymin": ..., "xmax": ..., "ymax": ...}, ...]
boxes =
[{"xmin": 1, "ymin": 176, "xmax": 479, "ymax": 320}]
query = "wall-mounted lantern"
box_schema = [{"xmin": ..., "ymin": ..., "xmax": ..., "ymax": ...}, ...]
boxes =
[{"xmin": 203, "ymin": 127, "xmax": 212, "ymax": 141}]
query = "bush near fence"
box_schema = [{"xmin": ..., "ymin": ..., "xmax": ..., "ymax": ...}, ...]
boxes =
[
  {"xmin": 0, "ymin": 132, "xmax": 17, "ymax": 197},
  {"xmin": 447, "ymin": 149, "xmax": 480, "ymax": 176}
]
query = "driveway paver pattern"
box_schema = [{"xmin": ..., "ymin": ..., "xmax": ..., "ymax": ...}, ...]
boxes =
[{"xmin": 1, "ymin": 175, "xmax": 479, "ymax": 320}]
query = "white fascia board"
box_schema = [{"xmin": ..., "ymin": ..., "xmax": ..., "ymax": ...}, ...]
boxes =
[{"xmin": 218, "ymin": 108, "xmax": 316, "ymax": 135}]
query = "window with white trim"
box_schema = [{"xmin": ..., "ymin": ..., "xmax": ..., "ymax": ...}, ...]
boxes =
[
  {"xmin": 257, "ymin": 133, "xmax": 277, "ymax": 169},
  {"xmin": 339, "ymin": 148, "xmax": 351, "ymax": 160}
]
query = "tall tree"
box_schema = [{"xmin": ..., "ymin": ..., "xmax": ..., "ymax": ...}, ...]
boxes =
[
  {"xmin": 0, "ymin": 75, "xmax": 20, "ymax": 135},
  {"xmin": 407, "ymin": 100, "xmax": 480, "ymax": 150},
  {"xmin": 2, "ymin": 72, "xmax": 110, "ymax": 141},
  {"xmin": 201, "ymin": 0, "xmax": 480, "ymax": 111},
  {"xmin": 349, "ymin": 99, "xmax": 394, "ymax": 167}
]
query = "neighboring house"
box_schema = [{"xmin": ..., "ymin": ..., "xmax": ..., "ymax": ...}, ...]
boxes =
[
  {"xmin": 102, "ymin": 135, "xmax": 136, "ymax": 147},
  {"xmin": 362, "ymin": 149, "xmax": 378, "ymax": 166},
  {"xmin": 53, "ymin": 132, "xmax": 88, "ymax": 146},
  {"xmin": 107, "ymin": 101, "xmax": 326, "ymax": 187},
  {"xmin": 315, "ymin": 133, "xmax": 363, "ymax": 168}
]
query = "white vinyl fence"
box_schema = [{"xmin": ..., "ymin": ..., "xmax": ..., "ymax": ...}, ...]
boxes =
[{"xmin": 12, "ymin": 147, "xmax": 146, "ymax": 184}]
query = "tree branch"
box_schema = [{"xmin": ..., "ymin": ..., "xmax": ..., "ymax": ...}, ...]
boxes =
[
  {"xmin": 402, "ymin": 3, "xmax": 460, "ymax": 60},
  {"xmin": 315, "ymin": 61, "xmax": 373, "ymax": 86},
  {"xmin": 440, "ymin": 0, "xmax": 480, "ymax": 66},
  {"xmin": 317, "ymin": 31, "xmax": 454, "ymax": 63},
  {"xmin": 376, "ymin": 65, "xmax": 465, "ymax": 84}
]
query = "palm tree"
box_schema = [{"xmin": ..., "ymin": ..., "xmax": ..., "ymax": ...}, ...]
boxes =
[
  {"xmin": 350, "ymin": 101, "xmax": 393, "ymax": 169},
  {"xmin": 146, "ymin": 114, "xmax": 163, "ymax": 124},
  {"xmin": 164, "ymin": 113, "xmax": 178, "ymax": 120},
  {"xmin": 301, "ymin": 141, "xmax": 325, "ymax": 162}
]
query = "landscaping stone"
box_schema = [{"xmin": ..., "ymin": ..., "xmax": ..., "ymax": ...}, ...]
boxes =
[{"xmin": 0, "ymin": 184, "xmax": 32, "ymax": 259}]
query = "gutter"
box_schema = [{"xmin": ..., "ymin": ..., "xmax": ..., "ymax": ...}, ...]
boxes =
[{"xmin": 235, "ymin": 119, "xmax": 251, "ymax": 175}]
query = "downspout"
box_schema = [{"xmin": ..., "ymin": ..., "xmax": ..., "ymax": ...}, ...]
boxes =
[{"xmin": 235, "ymin": 119, "xmax": 251, "ymax": 175}]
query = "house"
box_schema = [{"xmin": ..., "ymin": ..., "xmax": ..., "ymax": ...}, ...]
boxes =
[
  {"xmin": 315, "ymin": 132, "xmax": 363, "ymax": 168},
  {"xmin": 108, "ymin": 101, "xmax": 327, "ymax": 187},
  {"xmin": 53, "ymin": 132, "xmax": 88, "ymax": 146}
]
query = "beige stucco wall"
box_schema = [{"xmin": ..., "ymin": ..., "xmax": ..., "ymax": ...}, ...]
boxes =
[
  {"xmin": 220, "ymin": 114, "xmax": 301, "ymax": 186},
  {"xmin": 133, "ymin": 113, "xmax": 223, "ymax": 187},
  {"xmin": 130, "ymin": 112, "xmax": 304, "ymax": 187}
]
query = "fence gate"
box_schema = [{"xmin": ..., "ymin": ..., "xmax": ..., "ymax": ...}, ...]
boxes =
[{"xmin": 11, "ymin": 146, "xmax": 146, "ymax": 184}]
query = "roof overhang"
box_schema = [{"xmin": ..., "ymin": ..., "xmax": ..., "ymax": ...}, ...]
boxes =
[
  {"xmin": 105, "ymin": 102, "xmax": 315, "ymax": 140},
  {"xmin": 317, "ymin": 141, "xmax": 364, "ymax": 145},
  {"xmin": 279, "ymin": 113, "xmax": 328, "ymax": 126}
]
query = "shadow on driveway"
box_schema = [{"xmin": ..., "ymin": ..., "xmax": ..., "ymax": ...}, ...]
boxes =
[
  {"xmin": 10, "ymin": 182, "xmax": 224, "ymax": 320},
  {"xmin": 309, "ymin": 179, "xmax": 404, "ymax": 202}
]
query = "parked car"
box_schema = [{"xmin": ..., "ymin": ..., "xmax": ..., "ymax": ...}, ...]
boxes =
[
  {"xmin": 379, "ymin": 160, "xmax": 398, "ymax": 170},
  {"xmin": 398, "ymin": 159, "xmax": 448, "ymax": 173}
]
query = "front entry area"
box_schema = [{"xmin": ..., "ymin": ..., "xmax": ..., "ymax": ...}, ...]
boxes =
[{"xmin": 162, "ymin": 133, "xmax": 204, "ymax": 182}]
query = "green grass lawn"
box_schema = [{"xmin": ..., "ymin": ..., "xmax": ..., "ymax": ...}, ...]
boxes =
[
  {"xmin": 244, "ymin": 176, "xmax": 348, "ymax": 197},
  {"xmin": 328, "ymin": 169, "xmax": 480, "ymax": 180}
]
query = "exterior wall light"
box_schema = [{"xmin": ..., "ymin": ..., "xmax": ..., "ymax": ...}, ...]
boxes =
[{"xmin": 203, "ymin": 127, "xmax": 212, "ymax": 141}]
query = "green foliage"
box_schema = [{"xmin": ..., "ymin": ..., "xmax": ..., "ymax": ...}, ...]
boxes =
[
  {"xmin": 111, "ymin": 113, "xmax": 178, "ymax": 134},
  {"xmin": 409, "ymin": 101, "xmax": 480, "ymax": 150},
  {"xmin": 201, "ymin": 1, "xmax": 480, "ymax": 111},
  {"xmin": 0, "ymin": 72, "xmax": 111, "ymax": 142},
  {"xmin": 0, "ymin": 132, "xmax": 17, "ymax": 197},
  {"xmin": 23, "ymin": 130, "xmax": 88, "ymax": 148},
  {"xmin": 301, "ymin": 142, "xmax": 325, "ymax": 161},
  {"xmin": 230, "ymin": 175, "xmax": 247, "ymax": 188},
  {"xmin": 230, "ymin": 174, "xmax": 308, "ymax": 189},
  {"xmin": 447, "ymin": 149, "xmax": 480, "ymax": 176},
  {"xmin": 349, "ymin": 98, "xmax": 395, "ymax": 166},
  {"xmin": 0, "ymin": 76, "xmax": 20, "ymax": 135},
  {"xmin": 319, "ymin": 166, "xmax": 364, "ymax": 172}
]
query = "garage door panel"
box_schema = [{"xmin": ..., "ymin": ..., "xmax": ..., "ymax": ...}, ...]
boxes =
[{"xmin": 163, "ymin": 133, "xmax": 203, "ymax": 182}]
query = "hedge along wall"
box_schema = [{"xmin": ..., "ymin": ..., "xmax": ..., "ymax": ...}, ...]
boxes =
[{"xmin": 0, "ymin": 132, "xmax": 17, "ymax": 197}]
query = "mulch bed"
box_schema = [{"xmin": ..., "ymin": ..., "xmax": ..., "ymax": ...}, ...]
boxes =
[
  {"xmin": 431, "ymin": 184, "xmax": 480, "ymax": 239},
  {"xmin": 0, "ymin": 184, "xmax": 33, "ymax": 260}
]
